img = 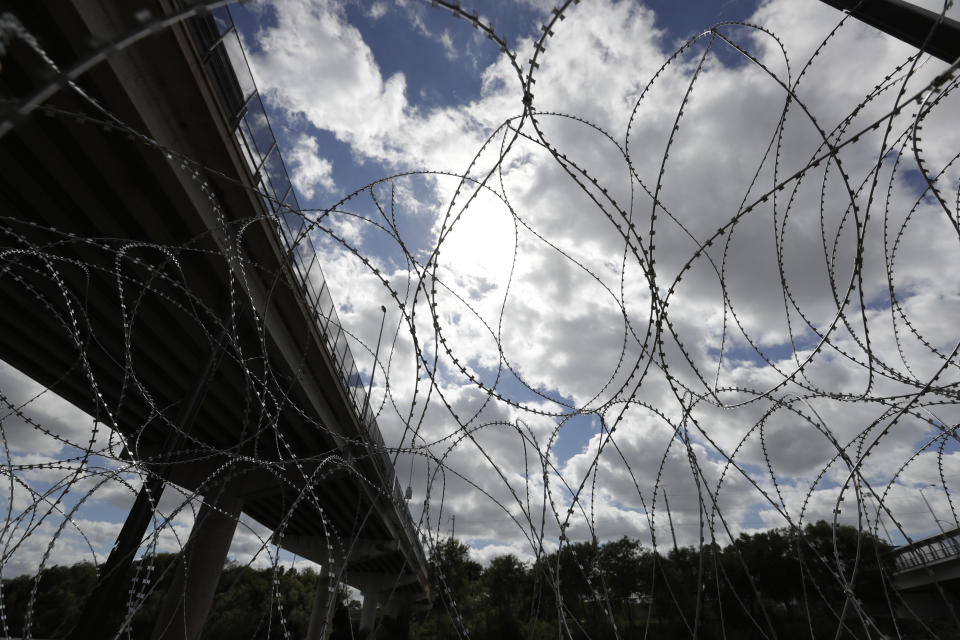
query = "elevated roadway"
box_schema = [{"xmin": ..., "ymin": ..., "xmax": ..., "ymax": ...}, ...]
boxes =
[
  {"xmin": 891, "ymin": 527, "xmax": 960, "ymax": 628},
  {"xmin": 0, "ymin": 1, "xmax": 428, "ymax": 638}
]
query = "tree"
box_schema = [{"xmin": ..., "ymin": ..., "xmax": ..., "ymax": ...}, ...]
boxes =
[
  {"xmin": 0, "ymin": 561, "xmax": 97, "ymax": 638},
  {"xmin": 2, "ymin": 525, "xmax": 902, "ymax": 640},
  {"xmin": 412, "ymin": 537, "xmax": 482, "ymax": 639},
  {"xmin": 719, "ymin": 521, "xmax": 895, "ymax": 639},
  {"xmin": 481, "ymin": 554, "xmax": 529, "ymax": 639}
]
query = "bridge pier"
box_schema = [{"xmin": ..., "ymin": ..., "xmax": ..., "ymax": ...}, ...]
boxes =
[
  {"xmin": 280, "ymin": 535, "xmax": 422, "ymax": 639},
  {"xmin": 380, "ymin": 593, "xmax": 414, "ymax": 640},
  {"xmin": 359, "ymin": 577, "xmax": 382, "ymax": 639},
  {"xmin": 67, "ymin": 475, "xmax": 167, "ymax": 639},
  {"xmin": 305, "ymin": 553, "xmax": 344, "ymax": 640},
  {"xmin": 357, "ymin": 576, "xmax": 415, "ymax": 640},
  {"xmin": 151, "ymin": 486, "xmax": 243, "ymax": 640}
]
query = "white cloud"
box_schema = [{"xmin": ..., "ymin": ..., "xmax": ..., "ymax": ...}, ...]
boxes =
[
  {"xmin": 283, "ymin": 0, "xmax": 960, "ymax": 556},
  {"xmin": 248, "ymin": 0, "xmax": 411, "ymax": 161},
  {"xmin": 0, "ymin": 360, "xmax": 116, "ymax": 457},
  {"xmin": 367, "ymin": 1, "xmax": 388, "ymax": 20},
  {"xmin": 288, "ymin": 133, "xmax": 336, "ymax": 198},
  {"xmin": 438, "ymin": 28, "xmax": 456, "ymax": 60}
]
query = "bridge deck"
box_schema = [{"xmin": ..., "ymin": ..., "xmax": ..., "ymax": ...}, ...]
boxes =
[{"xmin": 0, "ymin": 0, "xmax": 427, "ymax": 613}]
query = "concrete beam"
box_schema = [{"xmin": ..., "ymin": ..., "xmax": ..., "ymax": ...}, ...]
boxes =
[
  {"xmin": 359, "ymin": 576, "xmax": 382, "ymax": 640},
  {"xmin": 819, "ymin": 0, "xmax": 960, "ymax": 64},
  {"xmin": 305, "ymin": 553, "xmax": 343, "ymax": 640},
  {"xmin": 150, "ymin": 487, "xmax": 243, "ymax": 640},
  {"xmin": 356, "ymin": 577, "xmax": 421, "ymax": 640},
  {"xmin": 380, "ymin": 594, "xmax": 416, "ymax": 640},
  {"xmin": 349, "ymin": 571, "xmax": 419, "ymax": 589},
  {"xmin": 279, "ymin": 535, "xmax": 400, "ymax": 567},
  {"xmin": 894, "ymin": 557, "xmax": 960, "ymax": 590}
]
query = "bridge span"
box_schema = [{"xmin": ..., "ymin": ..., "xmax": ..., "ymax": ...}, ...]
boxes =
[
  {"xmin": 891, "ymin": 526, "xmax": 960, "ymax": 628},
  {"xmin": 0, "ymin": 1, "xmax": 429, "ymax": 638}
]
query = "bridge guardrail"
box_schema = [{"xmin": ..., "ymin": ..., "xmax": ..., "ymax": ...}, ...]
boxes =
[
  {"xmin": 179, "ymin": 5, "xmax": 425, "ymax": 570},
  {"xmin": 892, "ymin": 527, "xmax": 960, "ymax": 572}
]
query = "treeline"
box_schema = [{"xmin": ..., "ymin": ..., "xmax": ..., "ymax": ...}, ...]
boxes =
[
  {"xmin": 413, "ymin": 521, "xmax": 931, "ymax": 640},
  {"xmin": 0, "ymin": 554, "xmax": 353, "ymax": 639},
  {"xmin": 0, "ymin": 522, "xmax": 944, "ymax": 639}
]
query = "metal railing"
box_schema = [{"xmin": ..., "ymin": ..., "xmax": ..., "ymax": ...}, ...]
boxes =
[
  {"xmin": 892, "ymin": 527, "xmax": 960, "ymax": 572},
  {"xmin": 179, "ymin": 5, "xmax": 424, "ymax": 569}
]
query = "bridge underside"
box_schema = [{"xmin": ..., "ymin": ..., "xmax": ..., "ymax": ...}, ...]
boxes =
[
  {"xmin": 1, "ymin": 0, "xmax": 428, "ymax": 637},
  {"xmin": 892, "ymin": 534, "xmax": 960, "ymax": 630},
  {"xmin": 894, "ymin": 574, "xmax": 960, "ymax": 629}
]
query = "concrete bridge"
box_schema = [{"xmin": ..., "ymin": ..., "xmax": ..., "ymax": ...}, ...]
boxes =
[
  {"xmin": 891, "ymin": 527, "xmax": 960, "ymax": 628},
  {"xmin": 0, "ymin": 1, "xmax": 429, "ymax": 638}
]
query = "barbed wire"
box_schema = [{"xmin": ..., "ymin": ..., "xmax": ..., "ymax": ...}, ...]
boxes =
[{"xmin": 1, "ymin": 0, "xmax": 960, "ymax": 638}]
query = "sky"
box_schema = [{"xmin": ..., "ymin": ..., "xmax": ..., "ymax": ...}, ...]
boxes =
[{"xmin": 3, "ymin": 0, "xmax": 960, "ymax": 579}]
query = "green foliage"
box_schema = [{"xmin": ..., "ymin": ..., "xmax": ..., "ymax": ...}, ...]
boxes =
[
  {"xmin": 480, "ymin": 554, "xmax": 529, "ymax": 639},
  {"xmin": 198, "ymin": 563, "xmax": 329, "ymax": 640},
  {"xmin": 717, "ymin": 521, "xmax": 896, "ymax": 639},
  {"xmin": 412, "ymin": 537, "xmax": 482, "ymax": 639},
  {"xmin": 0, "ymin": 555, "xmax": 347, "ymax": 639},
  {"xmin": 0, "ymin": 524, "xmax": 925, "ymax": 640},
  {"xmin": 0, "ymin": 561, "xmax": 97, "ymax": 638},
  {"xmin": 413, "ymin": 524, "xmax": 904, "ymax": 640}
]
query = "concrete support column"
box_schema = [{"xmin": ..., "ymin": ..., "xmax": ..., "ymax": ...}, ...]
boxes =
[
  {"xmin": 150, "ymin": 487, "xmax": 243, "ymax": 640},
  {"xmin": 68, "ymin": 477, "xmax": 166, "ymax": 639},
  {"xmin": 380, "ymin": 594, "xmax": 412, "ymax": 640},
  {"xmin": 305, "ymin": 556, "xmax": 343, "ymax": 640},
  {"xmin": 69, "ymin": 316, "xmax": 228, "ymax": 640},
  {"xmin": 359, "ymin": 578, "xmax": 381, "ymax": 640}
]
